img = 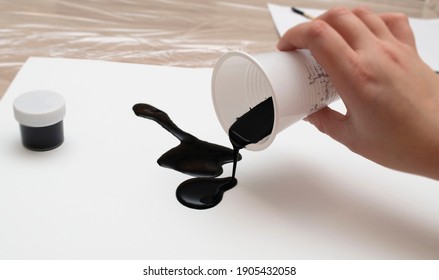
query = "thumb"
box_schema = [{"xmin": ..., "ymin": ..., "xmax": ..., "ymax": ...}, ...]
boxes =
[{"xmin": 304, "ymin": 106, "xmax": 350, "ymax": 144}]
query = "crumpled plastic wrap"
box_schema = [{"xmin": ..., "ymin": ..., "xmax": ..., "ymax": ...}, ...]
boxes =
[{"xmin": 0, "ymin": 0, "xmax": 436, "ymax": 98}]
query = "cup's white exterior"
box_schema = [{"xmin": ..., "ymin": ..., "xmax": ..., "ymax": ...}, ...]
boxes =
[{"xmin": 211, "ymin": 50, "xmax": 339, "ymax": 151}]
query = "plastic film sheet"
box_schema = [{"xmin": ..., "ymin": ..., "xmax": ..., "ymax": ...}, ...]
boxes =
[{"xmin": 0, "ymin": 0, "xmax": 437, "ymax": 98}]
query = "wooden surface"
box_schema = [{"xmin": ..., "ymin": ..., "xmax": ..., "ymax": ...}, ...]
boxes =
[{"xmin": 0, "ymin": 0, "xmax": 437, "ymax": 98}]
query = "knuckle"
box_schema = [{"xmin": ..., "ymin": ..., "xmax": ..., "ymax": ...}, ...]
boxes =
[
  {"xmin": 352, "ymin": 6, "xmax": 372, "ymax": 16},
  {"xmin": 384, "ymin": 13, "xmax": 410, "ymax": 29},
  {"xmin": 306, "ymin": 19, "xmax": 329, "ymax": 39},
  {"xmin": 378, "ymin": 42, "xmax": 401, "ymax": 63},
  {"xmin": 325, "ymin": 6, "xmax": 352, "ymax": 19},
  {"xmin": 376, "ymin": 40, "xmax": 414, "ymax": 69},
  {"xmin": 392, "ymin": 13, "xmax": 409, "ymax": 24},
  {"xmin": 346, "ymin": 52, "xmax": 376, "ymax": 89},
  {"xmin": 354, "ymin": 63, "xmax": 375, "ymax": 85},
  {"xmin": 354, "ymin": 65, "xmax": 375, "ymax": 91}
]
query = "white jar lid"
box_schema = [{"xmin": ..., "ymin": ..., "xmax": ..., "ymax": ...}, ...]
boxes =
[{"xmin": 14, "ymin": 90, "xmax": 66, "ymax": 127}]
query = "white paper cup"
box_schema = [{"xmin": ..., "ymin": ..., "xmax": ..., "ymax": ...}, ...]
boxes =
[{"xmin": 211, "ymin": 50, "xmax": 339, "ymax": 151}]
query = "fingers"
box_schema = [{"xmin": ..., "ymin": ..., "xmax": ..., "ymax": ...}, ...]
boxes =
[
  {"xmin": 278, "ymin": 7, "xmax": 416, "ymax": 52},
  {"xmin": 304, "ymin": 107, "xmax": 352, "ymax": 146},
  {"xmin": 351, "ymin": 7, "xmax": 395, "ymax": 41},
  {"xmin": 316, "ymin": 7, "xmax": 377, "ymax": 50},
  {"xmin": 351, "ymin": 8, "xmax": 416, "ymax": 49},
  {"xmin": 278, "ymin": 7, "xmax": 376, "ymax": 51},
  {"xmin": 277, "ymin": 19, "xmax": 358, "ymax": 86},
  {"xmin": 380, "ymin": 13, "xmax": 416, "ymax": 48}
]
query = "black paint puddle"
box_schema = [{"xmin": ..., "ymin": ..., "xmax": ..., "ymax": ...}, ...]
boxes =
[{"xmin": 133, "ymin": 97, "xmax": 273, "ymax": 210}]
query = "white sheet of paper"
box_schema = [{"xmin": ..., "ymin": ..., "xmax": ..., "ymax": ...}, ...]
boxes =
[
  {"xmin": 268, "ymin": 3, "xmax": 439, "ymax": 71},
  {"xmin": 1, "ymin": 57, "xmax": 439, "ymax": 259}
]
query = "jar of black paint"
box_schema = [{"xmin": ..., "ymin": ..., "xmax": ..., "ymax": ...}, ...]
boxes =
[{"xmin": 13, "ymin": 90, "xmax": 66, "ymax": 151}]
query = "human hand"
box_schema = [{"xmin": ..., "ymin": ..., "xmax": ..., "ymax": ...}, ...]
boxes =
[{"xmin": 277, "ymin": 7, "xmax": 439, "ymax": 179}]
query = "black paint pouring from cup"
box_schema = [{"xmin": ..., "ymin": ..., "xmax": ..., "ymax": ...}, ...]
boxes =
[{"xmin": 133, "ymin": 97, "xmax": 274, "ymax": 210}]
